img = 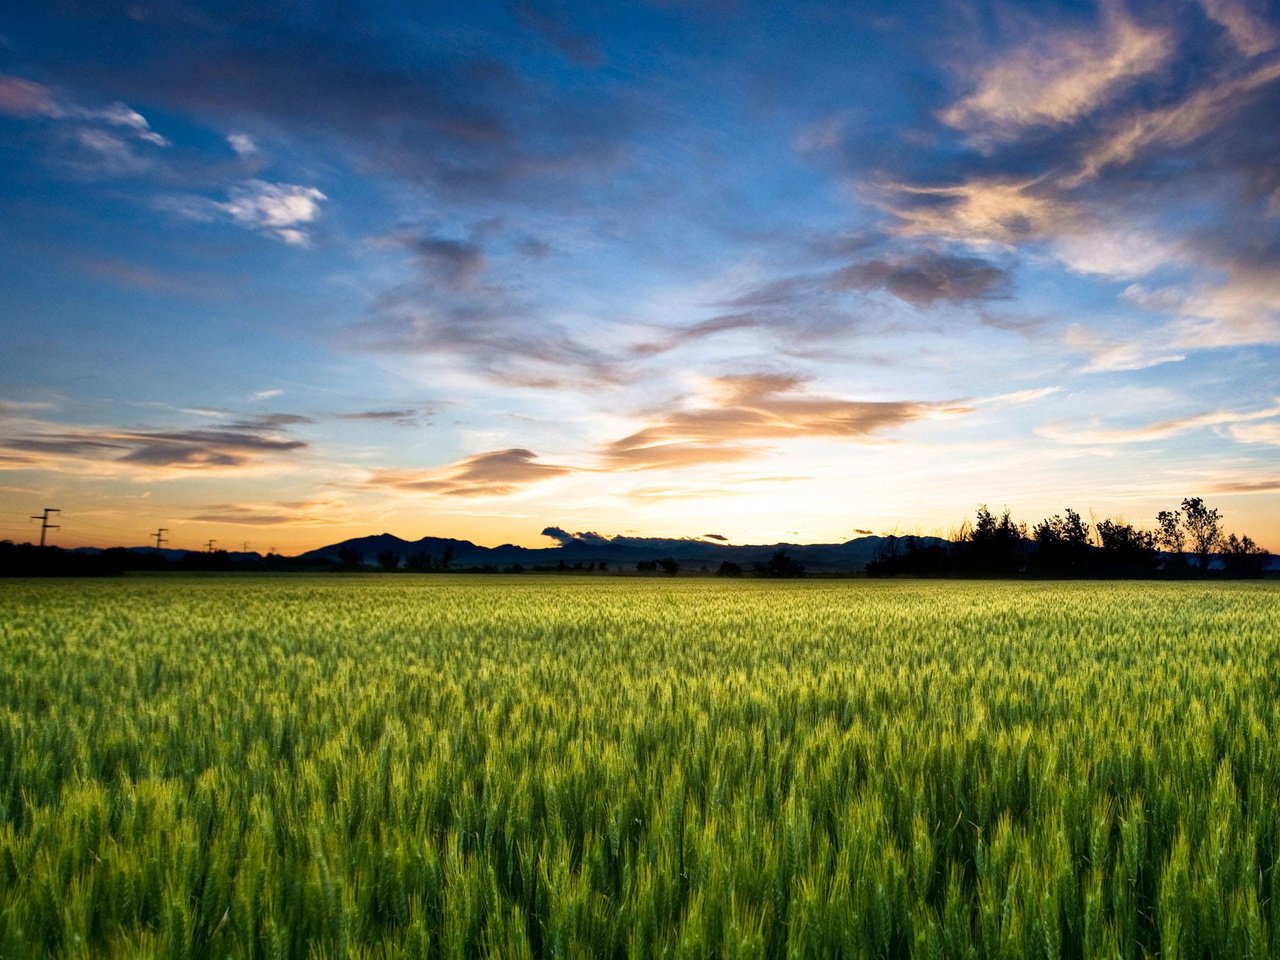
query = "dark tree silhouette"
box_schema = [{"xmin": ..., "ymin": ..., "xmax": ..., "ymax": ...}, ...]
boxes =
[
  {"xmin": 1095, "ymin": 519, "xmax": 1158, "ymax": 575},
  {"xmin": 754, "ymin": 550, "xmax": 806, "ymax": 578},
  {"xmin": 376, "ymin": 549, "xmax": 400, "ymax": 572},
  {"xmin": 1181, "ymin": 497, "xmax": 1223, "ymax": 571},
  {"xmin": 1220, "ymin": 534, "xmax": 1269, "ymax": 578},
  {"xmin": 716, "ymin": 560, "xmax": 744, "ymax": 577},
  {"xmin": 336, "ymin": 547, "xmax": 362, "ymax": 571},
  {"xmin": 404, "ymin": 550, "xmax": 432, "ymax": 572},
  {"xmin": 1155, "ymin": 509, "xmax": 1185, "ymax": 569},
  {"xmin": 1032, "ymin": 508, "xmax": 1091, "ymax": 575},
  {"xmin": 657, "ymin": 557, "xmax": 680, "ymax": 576},
  {"xmin": 962, "ymin": 505, "xmax": 1026, "ymax": 575}
]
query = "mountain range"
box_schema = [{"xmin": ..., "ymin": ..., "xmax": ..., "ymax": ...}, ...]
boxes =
[{"xmin": 297, "ymin": 529, "xmax": 946, "ymax": 572}]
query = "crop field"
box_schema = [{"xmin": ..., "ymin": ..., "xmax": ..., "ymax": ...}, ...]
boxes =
[{"xmin": 1, "ymin": 576, "xmax": 1279, "ymax": 959}]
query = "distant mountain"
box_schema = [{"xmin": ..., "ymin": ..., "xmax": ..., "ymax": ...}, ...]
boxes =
[{"xmin": 299, "ymin": 530, "xmax": 950, "ymax": 572}]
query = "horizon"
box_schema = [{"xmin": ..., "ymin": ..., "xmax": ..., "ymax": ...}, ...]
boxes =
[{"xmin": 2, "ymin": 0, "xmax": 1279, "ymax": 554}]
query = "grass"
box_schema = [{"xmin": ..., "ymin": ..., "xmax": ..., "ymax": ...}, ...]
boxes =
[{"xmin": 1, "ymin": 575, "xmax": 1278, "ymax": 958}]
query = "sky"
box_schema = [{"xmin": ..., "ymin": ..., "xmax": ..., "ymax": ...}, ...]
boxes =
[{"xmin": 0, "ymin": 0, "xmax": 1278, "ymax": 553}]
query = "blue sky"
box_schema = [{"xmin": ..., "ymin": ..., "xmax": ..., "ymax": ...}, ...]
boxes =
[{"xmin": 1, "ymin": 0, "xmax": 1278, "ymax": 551}]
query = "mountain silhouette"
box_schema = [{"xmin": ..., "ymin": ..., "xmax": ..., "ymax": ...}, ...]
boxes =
[{"xmin": 298, "ymin": 530, "xmax": 947, "ymax": 572}]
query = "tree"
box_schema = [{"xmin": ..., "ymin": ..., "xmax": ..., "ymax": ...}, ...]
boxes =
[
  {"xmin": 1180, "ymin": 497, "xmax": 1222, "ymax": 571},
  {"xmin": 636, "ymin": 560, "xmax": 657, "ymax": 574},
  {"xmin": 1156, "ymin": 509, "xmax": 1184, "ymax": 557},
  {"xmin": 754, "ymin": 550, "xmax": 806, "ymax": 578},
  {"xmin": 1220, "ymin": 534, "xmax": 1269, "ymax": 578},
  {"xmin": 376, "ymin": 549, "xmax": 400, "ymax": 572},
  {"xmin": 336, "ymin": 547, "xmax": 362, "ymax": 571},
  {"xmin": 657, "ymin": 557, "xmax": 680, "ymax": 576},
  {"xmin": 716, "ymin": 560, "xmax": 744, "ymax": 577},
  {"xmin": 1094, "ymin": 519, "xmax": 1158, "ymax": 576},
  {"xmin": 963, "ymin": 505, "xmax": 1026, "ymax": 575},
  {"xmin": 405, "ymin": 550, "xmax": 433, "ymax": 573},
  {"xmin": 1032, "ymin": 508, "xmax": 1091, "ymax": 575}
]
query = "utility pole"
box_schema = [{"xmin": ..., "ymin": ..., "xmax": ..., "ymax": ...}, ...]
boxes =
[
  {"xmin": 205, "ymin": 539, "xmax": 217, "ymax": 553},
  {"xmin": 30, "ymin": 507, "xmax": 59, "ymax": 547},
  {"xmin": 242, "ymin": 541, "xmax": 250, "ymax": 553},
  {"xmin": 152, "ymin": 528, "xmax": 169, "ymax": 550}
]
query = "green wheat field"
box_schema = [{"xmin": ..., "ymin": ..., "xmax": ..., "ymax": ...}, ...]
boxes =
[{"xmin": 2, "ymin": 576, "xmax": 1279, "ymax": 959}]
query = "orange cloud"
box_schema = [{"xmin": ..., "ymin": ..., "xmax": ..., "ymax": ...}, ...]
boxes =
[
  {"xmin": 602, "ymin": 374, "xmax": 970, "ymax": 470},
  {"xmin": 366, "ymin": 448, "xmax": 572, "ymax": 496},
  {"xmin": 940, "ymin": 3, "xmax": 1170, "ymax": 142}
]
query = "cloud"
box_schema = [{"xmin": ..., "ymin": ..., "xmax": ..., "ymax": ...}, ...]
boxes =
[
  {"xmin": 601, "ymin": 373, "xmax": 970, "ymax": 469},
  {"xmin": 162, "ymin": 180, "xmax": 327, "ymax": 245},
  {"xmin": 0, "ymin": 74, "xmax": 169, "ymax": 177},
  {"xmin": 366, "ymin": 448, "xmax": 572, "ymax": 496},
  {"xmin": 411, "ymin": 236, "xmax": 487, "ymax": 290},
  {"xmin": 226, "ymin": 132, "xmax": 257, "ymax": 156},
  {"xmin": 940, "ymin": 4, "xmax": 1171, "ymax": 143},
  {"xmin": 337, "ymin": 409, "xmax": 421, "ymax": 426},
  {"xmin": 252, "ymin": 388, "xmax": 283, "ymax": 400},
  {"xmin": 635, "ymin": 245, "xmax": 1014, "ymax": 359},
  {"xmin": 1207, "ymin": 477, "xmax": 1280, "ymax": 494},
  {"xmin": 1067, "ymin": 58, "xmax": 1280, "ymax": 185},
  {"xmin": 1228, "ymin": 420, "xmax": 1280, "ymax": 445},
  {"xmin": 0, "ymin": 75, "xmax": 57, "ymax": 116},
  {"xmin": 877, "ymin": 177, "xmax": 1064, "ymax": 247},
  {"xmin": 0, "ymin": 400, "xmax": 56, "ymax": 418},
  {"xmin": 1062, "ymin": 325, "xmax": 1187, "ymax": 373},
  {"xmin": 833, "ymin": 251, "xmax": 1012, "ymax": 306},
  {"xmin": 511, "ymin": 0, "xmax": 605, "ymax": 67},
  {"xmin": 1197, "ymin": 0, "xmax": 1278, "ymax": 56},
  {"xmin": 347, "ymin": 279, "xmax": 623, "ymax": 387},
  {"xmin": 187, "ymin": 498, "xmax": 344, "ymax": 526},
  {"xmin": 0, "ymin": 415, "xmax": 309, "ymax": 475},
  {"xmin": 70, "ymin": 23, "xmax": 637, "ymax": 202},
  {"xmin": 219, "ymin": 180, "xmax": 327, "ymax": 246},
  {"xmin": 1036, "ymin": 402, "xmax": 1280, "ymax": 445}
]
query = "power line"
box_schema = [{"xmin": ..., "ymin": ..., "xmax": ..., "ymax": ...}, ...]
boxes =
[{"xmin": 30, "ymin": 507, "xmax": 59, "ymax": 548}]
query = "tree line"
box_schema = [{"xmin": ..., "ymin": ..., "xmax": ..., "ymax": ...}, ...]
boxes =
[{"xmin": 866, "ymin": 497, "xmax": 1272, "ymax": 578}]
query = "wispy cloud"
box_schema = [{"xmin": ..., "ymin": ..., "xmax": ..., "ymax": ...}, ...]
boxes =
[
  {"xmin": 1037, "ymin": 402, "xmax": 1280, "ymax": 445},
  {"xmin": 940, "ymin": 3, "xmax": 1171, "ymax": 143},
  {"xmin": 1196, "ymin": 0, "xmax": 1278, "ymax": 57},
  {"xmin": 602, "ymin": 374, "xmax": 971, "ymax": 470},
  {"xmin": 0, "ymin": 73, "xmax": 169, "ymax": 177},
  {"xmin": 365, "ymin": 448, "xmax": 572, "ymax": 496},
  {"xmin": 0, "ymin": 415, "xmax": 309, "ymax": 476},
  {"xmin": 187, "ymin": 498, "xmax": 344, "ymax": 526}
]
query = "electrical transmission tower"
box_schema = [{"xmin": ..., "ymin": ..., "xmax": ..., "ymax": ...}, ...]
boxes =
[
  {"xmin": 153, "ymin": 528, "xmax": 169, "ymax": 550},
  {"xmin": 205, "ymin": 539, "xmax": 217, "ymax": 553},
  {"xmin": 30, "ymin": 507, "xmax": 60, "ymax": 547}
]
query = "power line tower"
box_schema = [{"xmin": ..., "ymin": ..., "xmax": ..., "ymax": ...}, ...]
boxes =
[
  {"xmin": 241, "ymin": 541, "xmax": 250, "ymax": 553},
  {"xmin": 205, "ymin": 539, "xmax": 217, "ymax": 553},
  {"xmin": 152, "ymin": 528, "xmax": 169, "ymax": 550},
  {"xmin": 30, "ymin": 507, "xmax": 60, "ymax": 547}
]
